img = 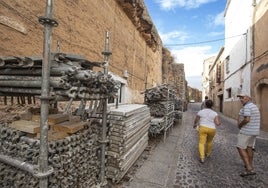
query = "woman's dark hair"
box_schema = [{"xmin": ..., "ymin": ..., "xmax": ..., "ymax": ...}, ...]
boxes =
[{"xmin": 205, "ymin": 100, "xmax": 213, "ymax": 108}]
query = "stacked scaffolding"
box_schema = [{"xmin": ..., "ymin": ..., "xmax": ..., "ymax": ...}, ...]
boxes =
[
  {"xmin": 0, "ymin": 52, "xmax": 120, "ymax": 187},
  {"xmin": 0, "ymin": 122, "xmax": 101, "ymax": 187},
  {"xmin": 0, "ymin": 53, "xmax": 119, "ymax": 102},
  {"xmin": 106, "ymin": 104, "xmax": 151, "ymax": 183},
  {"xmin": 144, "ymin": 84, "xmax": 176, "ymax": 140},
  {"xmin": 174, "ymin": 98, "xmax": 183, "ymax": 121}
]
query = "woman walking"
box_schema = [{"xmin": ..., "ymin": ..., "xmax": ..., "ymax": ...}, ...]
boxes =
[{"xmin": 193, "ymin": 100, "xmax": 221, "ymax": 163}]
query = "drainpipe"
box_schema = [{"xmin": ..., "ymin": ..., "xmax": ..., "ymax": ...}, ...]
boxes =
[
  {"xmin": 251, "ymin": 0, "xmax": 256, "ymax": 98},
  {"xmin": 100, "ymin": 31, "xmax": 112, "ymax": 186},
  {"xmin": 251, "ymin": 0, "xmax": 256, "ymax": 70},
  {"xmin": 38, "ymin": 0, "xmax": 58, "ymax": 187},
  {"xmin": 252, "ymin": 0, "xmax": 256, "ymax": 6}
]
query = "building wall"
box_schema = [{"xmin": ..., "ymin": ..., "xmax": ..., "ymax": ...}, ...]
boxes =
[
  {"xmin": 223, "ymin": 0, "xmax": 253, "ymax": 119},
  {"xmin": 188, "ymin": 87, "xmax": 202, "ymax": 103},
  {"xmin": 171, "ymin": 63, "xmax": 186, "ymax": 100},
  {"xmin": 208, "ymin": 47, "xmax": 224, "ymax": 113},
  {"xmin": 252, "ymin": 0, "xmax": 268, "ymax": 131},
  {"xmin": 162, "ymin": 48, "xmax": 187, "ymax": 108},
  {"xmin": 202, "ymin": 56, "xmax": 215, "ymax": 99},
  {"xmin": 223, "ymin": 100, "xmax": 241, "ymax": 119},
  {"xmin": 0, "ymin": 0, "xmax": 162, "ymax": 104}
]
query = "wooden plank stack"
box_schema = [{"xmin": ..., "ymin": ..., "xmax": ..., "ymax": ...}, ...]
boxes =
[
  {"xmin": 9, "ymin": 112, "xmax": 86, "ymax": 141},
  {"xmin": 106, "ymin": 104, "xmax": 151, "ymax": 183}
]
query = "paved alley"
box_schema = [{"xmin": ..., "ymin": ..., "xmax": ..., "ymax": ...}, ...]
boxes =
[
  {"xmin": 120, "ymin": 103, "xmax": 268, "ymax": 188},
  {"xmin": 173, "ymin": 103, "xmax": 268, "ymax": 187}
]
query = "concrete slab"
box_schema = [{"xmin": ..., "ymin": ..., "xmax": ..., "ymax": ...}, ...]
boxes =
[
  {"xmin": 156, "ymin": 137, "xmax": 178, "ymax": 151},
  {"xmin": 109, "ymin": 104, "xmax": 149, "ymax": 117},
  {"xmin": 148, "ymin": 148, "xmax": 177, "ymax": 164}
]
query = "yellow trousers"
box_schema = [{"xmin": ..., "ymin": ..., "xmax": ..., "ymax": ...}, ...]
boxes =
[{"xmin": 198, "ymin": 126, "xmax": 216, "ymax": 159}]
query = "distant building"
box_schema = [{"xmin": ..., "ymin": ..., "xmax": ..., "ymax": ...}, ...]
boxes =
[
  {"xmin": 208, "ymin": 47, "xmax": 224, "ymax": 113},
  {"xmin": 202, "ymin": 56, "xmax": 215, "ymax": 99}
]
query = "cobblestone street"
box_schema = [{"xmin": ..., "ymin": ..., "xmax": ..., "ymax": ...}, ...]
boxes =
[
  {"xmin": 121, "ymin": 103, "xmax": 268, "ymax": 188},
  {"xmin": 173, "ymin": 103, "xmax": 268, "ymax": 188}
]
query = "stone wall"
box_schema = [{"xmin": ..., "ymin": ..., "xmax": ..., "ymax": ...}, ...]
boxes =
[
  {"xmin": 252, "ymin": 1, "xmax": 268, "ymax": 131},
  {"xmin": 162, "ymin": 48, "xmax": 186, "ymax": 100},
  {"xmin": 0, "ymin": 0, "xmax": 162, "ymax": 103}
]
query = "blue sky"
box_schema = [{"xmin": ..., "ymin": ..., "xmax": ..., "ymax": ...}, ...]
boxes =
[{"xmin": 143, "ymin": 0, "xmax": 226, "ymax": 90}]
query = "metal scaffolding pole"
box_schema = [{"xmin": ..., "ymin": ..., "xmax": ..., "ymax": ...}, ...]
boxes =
[
  {"xmin": 100, "ymin": 31, "xmax": 112, "ymax": 186},
  {"xmin": 38, "ymin": 0, "xmax": 58, "ymax": 187}
]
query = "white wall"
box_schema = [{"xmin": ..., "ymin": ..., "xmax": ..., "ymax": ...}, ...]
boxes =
[
  {"xmin": 202, "ymin": 57, "xmax": 215, "ymax": 99},
  {"xmin": 224, "ymin": 0, "xmax": 254, "ymax": 101}
]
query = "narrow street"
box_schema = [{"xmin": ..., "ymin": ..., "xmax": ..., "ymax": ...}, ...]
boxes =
[
  {"xmin": 173, "ymin": 103, "xmax": 268, "ymax": 187},
  {"xmin": 122, "ymin": 103, "xmax": 268, "ymax": 188}
]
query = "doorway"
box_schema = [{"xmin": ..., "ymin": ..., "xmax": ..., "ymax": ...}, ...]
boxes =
[
  {"xmin": 259, "ymin": 84, "xmax": 268, "ymax": 131},
  {"xmin": 218, "ymin": 94, "xmax": 223, "ymax": 113}
]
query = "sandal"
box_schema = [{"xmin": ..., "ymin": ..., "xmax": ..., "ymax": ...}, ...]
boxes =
[{"xmin": 240, "ymin": 170, "xmax": 256, "ymax": 177}]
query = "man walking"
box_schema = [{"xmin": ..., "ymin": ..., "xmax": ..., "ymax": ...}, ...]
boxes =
[
  {"xmin": 236, "ymin": 93, "xmax": 260, "ymax": 177},
  {"xmin": 201, "ymin": 96, "xmax": 208, "ymax": 109}
]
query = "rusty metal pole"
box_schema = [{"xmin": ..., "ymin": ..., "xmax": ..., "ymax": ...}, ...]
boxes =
[
  {"xmin": 100, "ymin": 31, "xmax": 112, "ymax": 186},
  {"xmin": 38, "ymin": 0, "xmax": 58, "ymax": 187}
]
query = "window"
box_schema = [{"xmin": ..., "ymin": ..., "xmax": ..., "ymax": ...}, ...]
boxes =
[
  {"xmin": 226, "ymin": 88, "xmax": 232, "ymax": 98},
  {"xmin": 216, "ymin": 64, "xmax": 221, "ymax": 83},
  {"xmin": 225, "ymin": 56, "xmax": 230, "ymax": 74}
]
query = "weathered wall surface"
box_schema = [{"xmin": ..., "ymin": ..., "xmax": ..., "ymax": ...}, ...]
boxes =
[
  {"xmin": 0, "ymin": 0, "xmax": 162, "ymax": 103},
  {"xmin": 223, "ymin": 100, "xmax": 241, "ymax": 120},
  {"xmin": 162, "ymin": 48, "xmax": 186, "ymax": 102},
  {"xmin": 252, "ymin": 1, "xmax": 268, "ymax": 131}
]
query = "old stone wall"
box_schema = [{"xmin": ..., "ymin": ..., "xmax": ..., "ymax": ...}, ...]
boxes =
[
  {"xmin": 0, "ymin": 0, "xmax": 162, "ymax": 103},
  {"xmin": 162, "ymin": 48, "xmax": 186, "ymax": 101},
  {"xmin": 252, "ymin": 1, "xmax": 268, "ymax": 131}
]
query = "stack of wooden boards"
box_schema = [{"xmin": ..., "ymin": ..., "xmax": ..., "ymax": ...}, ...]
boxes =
[
  {"xmin": 9, "ymin": 112, "xmax": 87, "ymax": 141},
  {"xmin": 106, "ymin": 104, "xmax": 151, "ymax": 183}
]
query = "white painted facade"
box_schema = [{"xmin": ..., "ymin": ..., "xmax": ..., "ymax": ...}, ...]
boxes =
[
  {"xmin": 202, "ymin": 56, "xmax": 215, "ymax": 99},
  {"xmin": 223, "ymin": 0, "xmax": 255, "ymax": 101}
]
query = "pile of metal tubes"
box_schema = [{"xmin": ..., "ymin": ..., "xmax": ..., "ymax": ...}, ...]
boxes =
[
  {"xmin": 144, "ymin": 84, "xmax": 176, "ymax": 136},
  {"xmin": 0, "ymin": 53, "xmax": 120, "ymax": 101},
  {"xmin": 0, "ymin": 123, "xmax": 101, "ymax": 187}
]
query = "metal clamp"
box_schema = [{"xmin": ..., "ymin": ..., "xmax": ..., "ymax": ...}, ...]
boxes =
[
  {"xmin": 98, "ymin": 139, "xmax": 109, "ymax": 144},
  {"xmin": 38, "ymin": 16, "xmax": 58, "ymax": 27},
  {"xmin": 33, "ymin": 166, "xmax": 54, "ymax": 178}
]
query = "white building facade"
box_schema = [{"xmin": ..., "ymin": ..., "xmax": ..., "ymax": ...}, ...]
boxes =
[
  {"xmin": 202, "ymin": 56, "xmax": 215, "ymax": 100},
  {"xmin": 223, "ymin": 0, "xmax": 256, "ymax": 118}
]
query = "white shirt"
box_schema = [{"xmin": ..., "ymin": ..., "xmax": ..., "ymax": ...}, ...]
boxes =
[{"xmin": 197, "ymin": 108, "xmax": 218, "ymax": 129}]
